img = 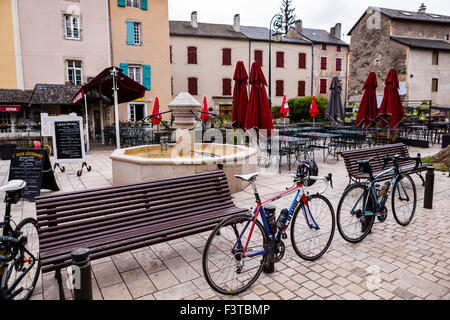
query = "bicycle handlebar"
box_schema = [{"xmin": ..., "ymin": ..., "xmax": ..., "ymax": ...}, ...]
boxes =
[
  {"xmin": 290, "ymin": 173, "xmax": 333, "ymax": 195},
  {"xmin": 383, "ymin": 153, "xmax": 422, "ymax": 170}
]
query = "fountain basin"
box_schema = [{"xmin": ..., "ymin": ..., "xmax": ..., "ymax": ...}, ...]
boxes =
[{"xmin": 110, "ymin": 143, "xmax": 257, "ymax": 193}]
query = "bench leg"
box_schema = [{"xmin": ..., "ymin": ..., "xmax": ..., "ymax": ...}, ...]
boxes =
[{"xmin": 55, "ymin": 269, "xmax": 66, "ymax": 300}]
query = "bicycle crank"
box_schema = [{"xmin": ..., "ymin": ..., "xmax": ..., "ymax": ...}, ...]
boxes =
[
  {"xmin": 273, "ymin": 240, "xmax": 285, "ymax": 263},
  {"xmin": 376, "ymin": 206, "xmax": 388, "ymax": 222}
]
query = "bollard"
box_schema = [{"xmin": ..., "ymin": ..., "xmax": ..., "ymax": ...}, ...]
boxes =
[
  {"xmin": 71, "ymin": 248, "xmax": 92, "ymax": 300},
  {"xmin": 424, "ymin": 166, "xmax": 435, "ymax": 209}
]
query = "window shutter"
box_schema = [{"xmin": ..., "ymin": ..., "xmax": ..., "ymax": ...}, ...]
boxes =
[
  {"xmin": 322, "ymin": 44, "xmax": 327, "ymax": 50},
  {"xmin": 255, "ymin": 50, "xmax": 263, "ymax": 66},
  {"xmin": 188, "ymin": 78, "xmax": 198, "ymax": 95},
  {"xmin": 336, "ymin": 58, "xmax": 342, "ymax": 71},
  {"xmin": 118, "ymin": 0, "xmax": 126, "ymax": 7},
  {"xmin": 170, "ymin": 46, "xmax": 172, "ymax": 64},
  {"xmin": 337, "ymin": 46, "xmax": 342, "ymax": 52},
  {"xmin": 140, "ymin": 0, "xmax": 148, "ymax": 10},
  {"xmin": 320, "ymin": 79, "xmax": 327, "ymax": 94},
  {"xmin": 276, "ymin": 80, "xmax": 284, "ymax": 96},
  {"xmin": 321, "ymin": 57, "xmax": 327, "ymax": 70},
  {"xmin": 298, "ymin": 81, "xmax": 305, "ymax": 97},
  {"xmin": 298, "ymin": 53, "xmax": 306, "ymax": 69},
  {"xmin": 276, "ymin": 52, "xmax": 284, "ymax": 68},
  {"xmin": 188, "ymin": 46, "xmax": 197, "ymax": 64},
  {"xmin": 222, "ymin": 48, "xmax": 231, "ymax": 66},
  {"xmin": 119, "ymin": 63, "xmax": 128, "ymax": 76},
  {"xmin": 222, "ymin": 79, "xmax": 232, "ymax": 95},
  {"xmin": 126, "ymin": 21, "xmax": 134, "ymax": 45},
  {"xmin": 143, "ymin": 64, "xmax": 151, "ymax": 90}
]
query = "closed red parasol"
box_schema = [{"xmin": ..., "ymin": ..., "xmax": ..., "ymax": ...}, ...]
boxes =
[
  {"xmin": 244, "ymin": 61, "xmax": 274, "ymax": 135},
  {"xmin": 356, "ymin": 72, "xmax": 378, "ymax": 129},
  {"xmin": 280, "ymin": 95, "xmax": 289, "ymax": 118},
  {"xmin": 150, "ymin": 97, "xmax": 161, "ymax": 125},
  {"xmin": 231, "ymin": 61, "xmax": 249, "ymax": 129},
  {"xmin": 201, "ymin": 95, "xmax": 210, "ymax": 123},
  {"xmin": 377, "ymin": 68, "xmax": 405, "ymax": 129},
  {"xmin": 309, "ymin": 96, "xmax": 319, "ymax": 118}
]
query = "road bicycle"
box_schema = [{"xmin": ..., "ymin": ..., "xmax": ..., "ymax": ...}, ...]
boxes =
[
  {"xmin": 0, "ymin": 180, "xmax": 41, "ymax": 300},
  {"xmin": 336, "ymin": 154, "xmax": 421, "ymax": 243},
  {"xmin": 202, "ymin": 162, "xmax": 335, "ymax": 295}
]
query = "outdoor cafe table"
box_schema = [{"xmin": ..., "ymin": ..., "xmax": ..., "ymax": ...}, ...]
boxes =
[
  {"xmin": 296, "ymin": 132, "xmax": 342, "ymax": 162},
  {"xmin": 273, "ymin": 136, "xmax": 309, "ymax": 172},
  {"xmin": 403, "ymin": 125, "xmax": 430, "ymax": 142}
]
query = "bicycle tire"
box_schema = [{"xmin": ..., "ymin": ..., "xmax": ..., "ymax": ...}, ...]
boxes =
[
  {"xmin": 290, "ymin": 194, "xmax": 335, "ymax": 261},
  {"xmin": 337, "ymin": 183, "xmax": 375, "ymax": 243},
  {"xmin": 5, "ymin": 218, "xmax": 41, "ymax": 300},
  {"xmin": 392, "ymin": 174, "xmax": 416, "ymax": 226},
  {"xmin": 202, "ymin": 214, "xmax": 268, "ymax": 295}
]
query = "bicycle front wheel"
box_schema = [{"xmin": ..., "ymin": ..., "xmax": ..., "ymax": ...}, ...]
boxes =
[
  {"xmin": 291, "ymin": 194, "xmax": 335, "ymax": 261},
  {"xmin": 202, "ymin": 214, "xmax": 268, "ymax": 295},
  {"xmin": 392, "ymin": 174, "xmax": 416, "ymax": 226},
  {"xmin": 6, "ymin": 218, "xmax": 41, "ymax": 300}
]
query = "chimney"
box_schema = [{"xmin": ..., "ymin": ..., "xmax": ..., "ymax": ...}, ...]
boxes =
[
  {"xmin": 331, "ymin": 23, "xmax": 342, "ymax": 39},
  {"xmin": 418, "ymin": 3, "xmax": 426, "ymax": 13},
  {"xmin": 295, "ymin": 20, "xmax": 303, "ymax": 34},
  {"xmin": 233, "ymin": 14, "xmax": 241, "ymax": 32},
  {"xmin": 191, "ymin": 11, "xmax": 198, "ymax": 28}
]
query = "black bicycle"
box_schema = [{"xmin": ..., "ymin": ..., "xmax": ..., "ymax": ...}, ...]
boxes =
[{"xmin": 0, "ymin": 180, "xmax": 40, "ymax": 300}]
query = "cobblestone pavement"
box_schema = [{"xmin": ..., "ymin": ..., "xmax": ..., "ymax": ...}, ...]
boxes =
[{"xmin": 0, "ymin": 144, "xmax": 448, "ymax": 300}]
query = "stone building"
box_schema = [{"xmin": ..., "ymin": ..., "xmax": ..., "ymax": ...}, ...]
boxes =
[{"xmin": 347, "ymin": 5, "xmax": 450, "ymax": 105}]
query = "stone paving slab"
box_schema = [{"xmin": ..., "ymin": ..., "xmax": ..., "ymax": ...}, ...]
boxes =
[{"xmin": 0, "ymin": 145, "xmax": 448, "ymax": 300}]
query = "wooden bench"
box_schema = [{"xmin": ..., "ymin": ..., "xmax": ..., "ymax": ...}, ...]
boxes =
[
  {"xmin": 340, "ymin": 143, "xmax": 428, "ymax": 185},
  {"xmin": 36, "ymin": 171, "xmax": 247, "ymax": 299}
]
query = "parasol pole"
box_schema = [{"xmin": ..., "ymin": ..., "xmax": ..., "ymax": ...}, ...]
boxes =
[
  {"xmin": 111, "ymin": 67, "xmax": 121, "ymax": 149},
  {"xmin": 84, "ymin": 94, "xmax": 90, "ymax": 152}
]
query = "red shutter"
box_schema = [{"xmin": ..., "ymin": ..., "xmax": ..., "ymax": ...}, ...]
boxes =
[
  {"xmin": 298, "ymin": 81, "xmax": 305, "ymax": 97},
  {"xmin": 337, "ymin": 45, "xmax": 342, "ymax": 52},
  {"xmin": 336, "ymin": 58, "xmax": 342, "ymax": 71},
  {"xmin": 276, "ymin": 80, "xmax": 284, "ymax": 96},
  {"xmin": 321, "ymin": 57, "xmax": 327, "ymax": 70},
  {"xmin": 298, "ymin": 53, "xmax": 306, "ymax": 69},
  {"xmin": 320, "ymin": 79, "xmax": 327, "ymax": 94},
  {"xmin": 322, "ymin": 44, "xmax": 327, "ymax": 50},
  {"xmin": 170, "ymin": 46, "xmax": 172, "ymax": 64},
  {"xmin": 188, "ymin": 77, "xmax": 198, "ymax": 95},
  {"xmin": 187, "ymin": 46, "xmax": 197, "ymax": 64},
  {"xmin": 222, "ymin": 78, "xmax": 232, "ymax": 95},
  {"xmin": 254, "ymin": 50, "xmax": 263, "ymax": 66},
  {"xmin": 276, "ymin": 52, "xmax": 284, "ymax": 68},
  {"xmin": 222, "ymin": 48, "xmax": 231, "ymax": 66}
]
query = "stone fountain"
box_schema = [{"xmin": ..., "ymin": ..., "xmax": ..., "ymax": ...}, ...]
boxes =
[{"xmin": 110, "ymin": 92, "xmax": 257, "ymax": 193}]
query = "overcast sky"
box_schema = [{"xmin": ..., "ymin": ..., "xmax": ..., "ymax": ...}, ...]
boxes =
[{"xmin": 168, "ymin": 0, "xmax": 450, "ymax": 42}]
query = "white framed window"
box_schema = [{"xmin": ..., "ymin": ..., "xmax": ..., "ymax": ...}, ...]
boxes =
[
  {"xmin": 66, "ymin": 60, "xmax": 83, "ymax": 85},
  {"xmin": 64, "ymin": 15, "xmax": 80, "ymax": 40},
  {"xmin": 126, "ymin": 0, "xmax": 139, "ymax": 8},
  {"xmin": 128, "ymin": 65, "xmax": 142, "ymax": 84},
  {"xmin": 128, "ymin": 103, "xmax": 146, "ymax": 121},
  {"xmin": 133, "ymin": 22, "xmax": 141, "ymax": 45}
]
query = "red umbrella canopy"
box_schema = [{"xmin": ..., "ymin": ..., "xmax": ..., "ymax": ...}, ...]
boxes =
[
  {"xmin": 377, "ymin": 68, "xmax": 405, "ymax": 129},
  {"xmin": 244, "ymin": 61, "xmax": 274, "ymax": 135},
  {"xmin": 232, "ymin": 61, "xmax": 249, "ymax": 129},
  {"xmin": 309, "ymin": 96, "xmax": 319, "ymax": 118},
  {"xmin": 150, "ymin": 97, "xmax": 161, "ymax": 125},
  {"xmin": 201, "ymin": 95, "xmax": 210, "ymax": 123},
  {"xmin": 356, "ymin": 72, "xmax": 378, "ymax": 129}
]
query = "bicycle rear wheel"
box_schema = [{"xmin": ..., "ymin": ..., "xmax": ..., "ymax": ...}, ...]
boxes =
[
  {"xmin": 392, "ymin": 174, "xmax": 416, "ymax": 226},
  {"xmin": 5, "ymin": 218, "xmax": 41, "ymax": 300},
  {"xmin": 337, "ymin": 184, "xmax": 375, "ymax": 243},
  {"xmin": 290, "ymin": 194, "xmax": 335, "ymax": 261},
  {"xmin": 202, "ymin": 214, "xmax": 268, "ymax": 295}
]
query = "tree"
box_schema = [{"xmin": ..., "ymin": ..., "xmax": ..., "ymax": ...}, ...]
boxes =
[{"xmin": 279, "ymin": 0, "xmax": 296, "ymax": 34}]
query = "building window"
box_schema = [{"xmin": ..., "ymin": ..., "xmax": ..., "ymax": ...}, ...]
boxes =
[
  {"xmin": 432, "ymin": 51, "xmax": 439, "ymax": 65},
  {"xmin": 126, "ymin": 0, "xmax": 139, "ymax": 8},
  {"xmin": 322, "ymin": 44, "xmax": 327, "ymax": 50},
  {"xmin": 320, "ymin": 79, "xmax": 327, "ymax": 94},
  {"xmin": 432, "ymin": 78, "xmax": 438, "ymax": 92},
  {"xmin": 222, "ymin": 48, "xmax": 232, "ymax": 66},
  {"xmin": 276, "ymin": 52, "xmax": 284, "ymax": 68},
  {"xmin": 66, "ymin": 60, "xmax": 83, "ymax": 85},
  {"xmin": 126, "ymin": 21, "xmax": 141, "ymax": 45},
  {"xmin": 337, "ymin": 45, "xmax": 342, "ymax": 52},
  {"xmin": 275, "ymin": 80, "xmax": 284, "ymax": 96},
  {"xmin": 64, "ymin": 15, "xmax": 80, "ymax": 40},
  {"xmin": 298, "ymin": 81, "xmax": 306, "ymax": 97},
  {"xmin": 254, "ymin": 50, "xmax": 263, "ymax": 66},
  {"xmin": 187, "ymin": 46, "xmax": 197, "ymax": 64},
  {"xmin": 298, "ymin": 53, "xmax": 306, "ymax": 69},
  {"xmin": 222, "ymin": 79, "xmax": 232, "ymax": 96},
  {"xmin": 336, "ymin": 58, "xmax": 342, "ymax": 71},
  {"xmin": 128, "ymin": 65, "xmax": 142, "ymax": 84},
  {"xmin": 446, "ymin": 34, "xmax": 449, "ymax": 40},
  {"xmin": 321, "ymin": 57, "xmax": 327, "ymax": 70},
  {"xmin": 188, "ymin": 77, "xmax": 198, "ymax": 95},
  {"xmin": 128, "ymin": 103, "xmax": 146, "ymax": 122}
]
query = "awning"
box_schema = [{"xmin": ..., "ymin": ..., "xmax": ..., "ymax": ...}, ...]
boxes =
[{"xmin": 0, "ymin": 105, "xmax": 21, "ymax": 112}]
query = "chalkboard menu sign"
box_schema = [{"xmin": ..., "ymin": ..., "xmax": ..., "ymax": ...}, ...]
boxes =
[
  {"xmin": 8, "ymin": 149, "xmax": 59, "ymax": 201},
  {"xmin": 52, "ymin": 116, "xmax": 85, "ymax": 163}
]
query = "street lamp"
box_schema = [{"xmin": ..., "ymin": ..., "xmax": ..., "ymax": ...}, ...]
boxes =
[{"xmin": 268, "ymin": 14, "xmax": 285, "ymax": 107}]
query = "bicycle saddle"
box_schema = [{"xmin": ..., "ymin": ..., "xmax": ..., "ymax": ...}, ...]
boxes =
[
  {"xmin": 0, "ymin": 180, "xmax": 26, "ymax": 193},
  {"xmin": 235, "ymin": 173, "xmax": 260, "ymax": 182},
  {"xmin": 356, "ymin": 158, "xmax": 373, "ymax": 165}
]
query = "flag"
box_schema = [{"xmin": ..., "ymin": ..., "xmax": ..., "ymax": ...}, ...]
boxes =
[
  {"xmin": 150, "ymin": 97, "xmax": 162, "ymax": 125},
  {"xmin": 201, "ymin": 95, "xmax": 210, "ymax": 122},
  {"xmin": 280, "ymin": 95, "xmax": 289, "ymax": 118}
]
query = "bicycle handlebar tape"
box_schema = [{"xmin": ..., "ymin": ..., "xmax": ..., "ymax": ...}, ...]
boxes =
[
  {"xmin": 424, "ymin": 166, "xmax": 435, "ymax": 210},
  {"xmin": 70, "ymin": 248, "xmax": 92, "ymax": 300}
]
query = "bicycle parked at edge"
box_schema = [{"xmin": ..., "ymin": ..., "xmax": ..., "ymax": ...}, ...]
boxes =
[
  {"xmin": 0, "ymin": 180, "xmax": 41, "ymax": 300},
  {"xmin": 336, "ymin": 154, "xmax": 421, "ymax": 243},
  {"xmin": 202, "ymin": 160, "xmax": 335, "ymax": 295}
]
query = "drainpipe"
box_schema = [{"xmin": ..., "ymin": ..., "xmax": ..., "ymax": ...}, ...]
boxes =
[
  {"xmin": 107, "ymin": 0, "xmax": 114, "ymax": 65},
  {"xmin": 310, "ymin": 42, "xmax": 314, "ymax": 96}
]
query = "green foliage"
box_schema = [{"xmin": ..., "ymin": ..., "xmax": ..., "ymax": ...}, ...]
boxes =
[
  {"xmin": 287, "ymin": 96, "xmax": 328, "ymax": 122},
  {"xmin": 271, "ymin": 106, "xmax": 282, "ymax": 119}
]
